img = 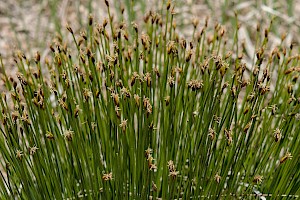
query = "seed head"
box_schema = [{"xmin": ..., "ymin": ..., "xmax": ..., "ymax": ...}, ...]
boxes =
[
  {"xmin": 119, "ymin": 119, "xmax": 128, "ymax": 132},
  {"xmin": 64, "ymin": 129, "xmax": 74, "ymax": 141},
  {"xmin": 120, "ymin": 87, "xmax": 131, "ymax": 98},
  {"xmin": 152, "ymin": 181, "xmax": 157, "ymax": 192},
  {"xmin": 134, "ymin": 94, "xmax": 140, "ymax": 107},
  {"xmin": 225, "ymin": 129, "xmax": 232, "ymax": 145},
  {"xmin": 46, "ymin": 131, "xmax": 54, "ymax": 140},
  {"xmin": 167, "ymin": 160, "xmax": 175, "ymax": 172},
  {"xmin": 243, "ymin": 122, "xmax": 252, "ymax": 133},
  {"xmin": 66, "ymin": 24, "xmax": 73, "ymax": 34},
  {"xmin": 102, "ymin": 172, "xmax": 113, "ymax": 181},
  {"xmin": 29, "ymin": 146, "xmax": 39, "ymax": 155},
  {"xmin": 111, "ymin": 92, "xmax": 120, "ymax": 106},
  {"xmin": 192, "ymin": 17, "xmax": 199, "ymax": 29},
  {"xmin": 83, "ymin": 88, "xmax": 92, "ymax": 101},
  {"xmin": 188, "ymin": 80, "xmax": 203, "ymax": 91},
  {"xmin": 253, "ymin": 175, "xmax": 263, "ymax": 184},
  {"xmin": 273, "ymin": 128, "xmax": 281, "ymax": 142},
  {"xmin": 280, "ymin": 152, "xmax": 292, "ymax": 164},
  {"xmin": 144, "ymin": 72, "xmax": 152, "ymax": 87},
  {"xmin": 208, "ymin": 128, "xmax": 216, "ymax": 140},
  {"xmin": 167, "ymin": 76, "xmax": 175, "ymax": 88},
  {"xmin": 214, "ymin": 174, "xmax": 221, "ymax": 183},
  {"xmin": 115, "ymin": 106, "xmax": 121, "ymax": 119},
  {"xmin": 74, "ymin": 105, "xmax": 81, "ymax": 118},
  {"xmin": 145, "ymin": 147, "xmax": 153, "ymax": 158},
  {"xmin": 16, "ymin": 150, "xmax": 23, "ymax": 160},
  {"xmin": 165, "ymin": 96, "xmax": 170, "ymax": 106},
  {"xmin": 169, "ymin": 170, "xmax": 179, "ymax": 180}
]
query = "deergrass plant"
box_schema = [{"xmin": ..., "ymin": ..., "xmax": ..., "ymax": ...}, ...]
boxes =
[{"xmin": 0, "ymin": 1, "xmax": 300, "ymax": 199}]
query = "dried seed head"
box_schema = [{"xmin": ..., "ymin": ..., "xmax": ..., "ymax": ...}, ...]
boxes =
[
  {"xmin": 35, "ymin": 51, "xmax": 40, "ymax": 63},
  {"xmin": 131, "ymin": 22, "xmax": 138, "ymax": 33},
  {"xmin": 167, "ymin": 0, "xmax": 171, "ymax": 10},
  {"xmin": 66, "ymin": 24, "xmax": 74, "ymax": 34},
  {"xmin": 152, "ymin": 181, "xmax": 157, "ymax": 192},
  {"xmin": 134, "ymin": 94, "xmax": 140, "ymax": 107},
  {"xmin": 64, "ymin": 129, "xmax": 74, "ymax": 141},
  {"xmin": 165, "ymin": 96, "xmax": 170, "ymax": 106},
  {"xmin": 167, "ymin": 41, "xmax": 178, "ymax": 55},
  {"xmin": 88, "ymin": 14, "xmax": 93, "ymax": 26},
  {"xmin": 287, "ymin": 83, "xmax": 294, "ymax": 94},
  {"xmin": 243, "ymin": 122, "xmax": 251, "ymax": 133},
  {"xmin": 16, "ymin": 150, "xmax": 23, "ymax": 160},
  {"xmin": 111, "ymin": 92, "xmax": 120, "ymax": 106},
  {"xmin": 213, "ymin": 115, "xmax": 221, "ymax": 124},
  {"xmin": 46, "ymin": 131, "xmax": 54, "ymax": 140},
  {"xmin": 215, "ymin": 174, "xmax": 221, "ymax": 183},
  {"xmin": 192, "ymin": 17, "xmax": 199, "ymax": 29},
  {"xmin": 102, "ymin": 172, "xmax": 113, "ymax": 181},
  {"xmin": 185, "ymin": 49, "xmax": 193, "ymax": 62},
  {"xmin": 154, "ymin": 67, "xmax": 160, "ymax": 77},
  {"xmin": 169, "ymin": 170, "xmax": 179, "ymax": 180},
  {"xmin": 253, "ymin": 175, "xmax": 263, "ymax": 184},
  {"xmin": 120, "ymin": 87, "xmax": 131, "ymax": 98},
  {"xmin": 83, "ymin": 88, "xmax": 92, "ymax": 101},
  {"xmin": 144, "ymin": 72, "xmax": 152, "ymax": 87},
  {"xmin": 29, "ymin": 146, "xmax": 39, "ymax": 155},
  {"xmin": 104, "ymin": 0, "xmax": 109, "ymax": 7},
  {"xmin": 130, "ymin": 72, "xmax": 139, "ymax": 86},
  {"xmin": 141, "ymin": 33, "xmax": 151, "ymax": 50},
  {"xmin": 16, "ymin": 72, "xmax": 27, "ymax": 86},
  {"xmin": 225, "ymin": 129, "xmax": 232, "ymax": 145},
  {"xmin": 208, "ymin": 128, "xmax": 216, "ymax": 140},
  {"xmin": 58, "ymin": 98, "xmax": 68, "ymax": 111},
  {"xmin": 280, "ymin": 152, "xmax": 292, "ymax": 164},
  {"xmin": 167, "ymin": 76, "xmax": 175, "ymax": 88},
  {"xmin": 167, "ymin": 160, "xmax": 175, "ymax": 172},
  {"xmin": 74, "ymin": 105, "xmax": 81, "ymax": 118},
  {"xmin": 273, "ymin": 128, "xmax": 281, "ymax": 142},
  {"xmin": 241, "ymin": 79, "xmax": 250, "ymax": 88},
  {"xmin": 119, "ymin": 119, "xmax": 128, "ymax": 132},
  {"xmin": 145, "ymin": 147, "xmax": 153, "ymax": 158},
  {"xmin": 188, "ymin": 80, "xmax": 203, "ymax": 91},
  {"xmin": 11, "ymin": 111, "xmax": 19, "ymax": 123},
  {"xmin": 268, "ymin": 104, "xmax": 278, "ymax": 115}
]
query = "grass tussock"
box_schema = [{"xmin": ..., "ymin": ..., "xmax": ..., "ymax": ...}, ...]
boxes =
[{"xmin": 0, "ymin": 1, "xmax": 300, "ymax": 199}]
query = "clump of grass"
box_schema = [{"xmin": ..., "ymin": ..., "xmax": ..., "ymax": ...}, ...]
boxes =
[{"xmin": 0, "ymin": 1, "xmax": 300, "ymax": 199}]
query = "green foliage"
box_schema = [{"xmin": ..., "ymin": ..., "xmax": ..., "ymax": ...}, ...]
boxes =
[{"xmin": 0, "ymin": 1, "xmax": 300, "ymax": 199}]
